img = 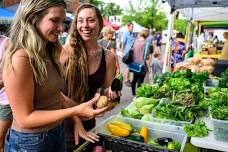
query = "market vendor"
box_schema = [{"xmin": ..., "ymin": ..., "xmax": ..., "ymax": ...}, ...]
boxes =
[{"xmin": 219, "ymin": 32, "xmax": 228, "ymax": 60}]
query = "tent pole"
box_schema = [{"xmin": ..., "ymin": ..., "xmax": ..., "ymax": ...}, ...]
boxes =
[{"xmin": 162, "ymin": 8, "xmax": 175, "ymax": 73}]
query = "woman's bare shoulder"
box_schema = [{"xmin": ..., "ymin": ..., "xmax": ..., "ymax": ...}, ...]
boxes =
[
  {"xmin": 104, "ymin": 49, "xmax": 115, "ymax": 62},
  {"xmin": 13, "ymin": 48, "xmax": 29, "ymax": 58}
]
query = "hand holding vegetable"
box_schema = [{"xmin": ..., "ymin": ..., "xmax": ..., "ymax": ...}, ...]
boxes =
[{"xmin": 76, "ymin": 95, "xmax": 108, "ymax": 120}]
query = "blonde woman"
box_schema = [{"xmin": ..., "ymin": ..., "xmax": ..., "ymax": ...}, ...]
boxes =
[
  {"xmin": 98, "ymin": 26, "xmax": 120, "ymax": 75},
  {"xmin": 60, "ymin": 4, "xmax": 120, "ymax": 151},
  {"xmin": 2, "ymin": 0, "xmax": 107, "ymax": 151}
]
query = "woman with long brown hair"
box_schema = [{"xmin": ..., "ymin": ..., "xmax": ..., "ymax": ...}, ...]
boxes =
[{"xmin": 61, "ymin": 4, "xmax": 120, "ymax": 151}]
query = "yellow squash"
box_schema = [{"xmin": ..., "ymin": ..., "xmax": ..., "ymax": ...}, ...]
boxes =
[
  {"xmin": 140, "ymin": 126, "xmax": 148, "ymax": 143},
  {"xmin": 110, "ymin": 121, "xmax": 132, "ymax": 132},
  {"xmin": 107, "ymin": 123, "xmax": 130, "ymax": 137}
]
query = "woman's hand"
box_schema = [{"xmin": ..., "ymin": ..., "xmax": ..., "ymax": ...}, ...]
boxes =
[
  {"xmin": 73, "ymin": 118, "xmax": 99, "ymax": 145},
  {"xmin": 75, "ymin": 94, "xmax": 108, "ymax": 119},
  {"xmin": 109, "ymin": 86, "xmax": 121, "ymax": 100}
]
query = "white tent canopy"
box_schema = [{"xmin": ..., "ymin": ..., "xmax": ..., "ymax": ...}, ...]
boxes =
[
  {"xmin": 166, "ymin": 0, "xmax": 228, "ymax": 21},
  {"xmin": 166, "ymin": 0, "xmax": 228, "ymax": 9},
  {"xmin": 119, "ymin": 21, "xmax": 147, "ymax": 33},
  {"xmin": 178, "ymin": 7, "xmax": 228, "ymax": 21}
]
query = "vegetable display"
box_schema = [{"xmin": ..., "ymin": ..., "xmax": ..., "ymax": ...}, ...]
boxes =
[{"xmin": 106, "ymin": 120, "xmax": 182, "ymax": 151}]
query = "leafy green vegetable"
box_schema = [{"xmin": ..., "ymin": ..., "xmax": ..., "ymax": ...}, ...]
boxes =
[
  {"xmin": 184, "ymin": 121, "xmax": 210, "ymax": 137},
  {"xmin": 209, "ymin": 88, "xmax": 228, "ymax": 120},
  {"xmin": 219, "ymin": 68, "xmax": 228, "ymax": 88},
  {"xmin": 139, "ymin": 104, "xmax": 155, "ymax": 115},
  {"xmin": 134, "ymin": 97, "xmax": 159, "ymax": 109},
  {"xmin": 155, "ymin": 102, "xmax": 193, "ymax": 121},
  {"xmin": 141, "ymin": 114, "xmax": 153, "ymax": 121}
]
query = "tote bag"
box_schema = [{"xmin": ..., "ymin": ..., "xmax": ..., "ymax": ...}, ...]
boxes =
[
  {"xmin": 128, "ymin": 42, "xmax": 149, "ymax": 74},
  {"xmin": 122, "ymin": 49, "xmax": 133, "ymax": 64}
]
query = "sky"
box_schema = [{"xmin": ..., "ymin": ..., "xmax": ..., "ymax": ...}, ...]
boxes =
[
  {"xmin": 101, "ymin": 0, "xmax": 171, "ymax": 14},
  {"xmin": 101, "ymin": 0, "xmax": 129, "ymax": 9}
]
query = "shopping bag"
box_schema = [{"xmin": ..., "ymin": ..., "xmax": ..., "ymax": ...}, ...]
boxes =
[
  {"xmin": 128, "ymin": 61, "xmax": 146, "ymax": 74},
  {"xmin": 122, "ymin": 50, "xmax": 133, "ymax": 64}
]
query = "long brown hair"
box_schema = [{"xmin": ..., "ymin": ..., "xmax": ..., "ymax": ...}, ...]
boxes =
[{"xmin": 66, "ymin": 3, "xmax": 103, "ymax": 102}]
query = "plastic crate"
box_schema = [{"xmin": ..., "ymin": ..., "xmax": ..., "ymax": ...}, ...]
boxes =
[
  {"xmin": 90, "ymin": 116, "xmax": 187, "ymax": 152},
  {"xmin": 75, "ymin": 133, "xmax": 178, "ymax": 152},
  {"xmin": 210, "ymin": 115, "xmax": 228, "ymax": 142},
  {"xmin": 203, "ymin": 79, "xmax": 219, "ymax": 95}
]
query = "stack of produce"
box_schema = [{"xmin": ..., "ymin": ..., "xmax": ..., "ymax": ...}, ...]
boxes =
[
  {"xmin": 208, "ymin": 88, "xmax": 228, "ymax": 120},
  {"xmin": 207, "ymin": 87, "xmax": 228, "ymax": 141},
  {"xmin": 176, "ymin": 57, "xmax": 214, "ymax": 74}
]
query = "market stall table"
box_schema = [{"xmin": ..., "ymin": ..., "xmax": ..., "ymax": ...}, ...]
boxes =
[
  {"xmin": 197, "ymin": 54, "xmax": 221, "ymax": 59},
  {"xmin": 191, "ymin": 117, "xmax": 228, "ymax": 152}
]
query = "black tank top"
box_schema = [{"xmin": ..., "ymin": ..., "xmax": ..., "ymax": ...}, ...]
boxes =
[
  {"xmin": 64, "ymin": 49, "xmax": 106, "ymax": 152},
  {"xmin": 87, "ymin": 48, "xmax": 106, "ymax": 100}
]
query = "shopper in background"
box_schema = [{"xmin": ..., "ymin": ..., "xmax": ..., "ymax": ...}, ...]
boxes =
[
  {"xmin": 171, "ymin": 32, "xmax": 186, "ymax": 70},
  {"xmin": 219, "ymin": 32, "xmax": 228, "ymax": 60},
  {"xmin": 130, "ymin": 30, "xmax": 150, "ymax": 96},
  {"xmin": 152, "ymin": 51, "xmax": 162, "ymax": 80},
  {"xmin": 60, "ymin": 4, "xmax": 120, "ymax": 151},
  {"xmin": 155, "ymin": 32, "xmax": 162, "ymax": 52},
  {"xmin": 0, "ymin": 35, "xmax": 11, "ymax": 152},
  {"xmin": 98, "ymin": 26, "xmax": 120, "ymax": 75},
  {"xmin": 144, "ymin": 30, "xmax": 154, "ymax": 83},
  {"xmin": 121, "ymin": 22, "xmax": 134, "ymax": 86},
  {"xmin": 2, "ymin": 0, "xmax": 107, "ymax": 151}
]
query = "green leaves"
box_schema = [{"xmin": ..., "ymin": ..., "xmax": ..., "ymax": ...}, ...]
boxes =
[{"xmin": 184, "ymin": 121, "xmax": 210, "ymax": 137}]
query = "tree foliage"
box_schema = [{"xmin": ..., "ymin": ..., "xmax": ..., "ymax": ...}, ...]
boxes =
[
  {"xmin": 174, "ymin": 19, "xmax": 188, "ymax": 34},
  {"xmin": 91, "ymin": 0, "xmax": 122, "ymax": 19},
  {"xmin": 121, "ymin": 0, "xmax": 168, "ymax": 31}
]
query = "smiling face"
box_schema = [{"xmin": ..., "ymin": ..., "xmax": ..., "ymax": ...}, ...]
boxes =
[
  {"xmin": 76, "ymin": 8, "xmax": 100, "ymax": 43},
  {"xmin": 36, "ymin": 6, "xmax": 66, "ymax": 43}
]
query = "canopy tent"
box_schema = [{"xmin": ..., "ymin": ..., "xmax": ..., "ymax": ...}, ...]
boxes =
[
  {"xmin": 119, "ymin": 21, "xmax": 147, "ymax": 33},
  {"xmin": 103, "ymin": 19, "xmax": 120, "ymax": 30},
  {"xmin": 5, "ymin": 3, "xmax": 19, "ymax": 12},
  {"xmin": 163, "ymin": 0, "xmax": 228, "ymax": 73},
  {"xmin": 0, "ymin": 7, "xmax": 15, "ymax": 24},
  {"xmin": 166, "ymin": 0, "xmax": 228, "ymax": 9}
]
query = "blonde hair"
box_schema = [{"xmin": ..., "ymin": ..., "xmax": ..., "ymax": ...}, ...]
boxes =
[
  {"xmin": 3, "ymin": 0, "xmax": 66, "ymax": 85},
  {"xmin": 139, "ymin": 29, "xmax": 149, "ymax": 39},
  {"xmin": 66, "ymin": 4, "xmax": 103, "ymax": 102},
  {"xmin": 102, "ymin": 26, "xmax": 115, "ymax": 38}
]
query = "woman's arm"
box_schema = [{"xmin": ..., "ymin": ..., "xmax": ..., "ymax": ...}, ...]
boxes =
[
  {"xmin": 102, "ymin": 51, "xmax": 120, "ymax": 99},
  {"xmin": 3, "ymin": 49, "xmax": 106, "ymax": 129}
]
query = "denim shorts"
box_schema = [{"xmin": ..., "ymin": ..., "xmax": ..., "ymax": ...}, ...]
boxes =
[
  {"xmin": 4, "ymin": 124, "xmax": 66, "ymax": 152},
  {"xmin": 0, "ymin": 104, "xmax": 13, "ymax": 121}
]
